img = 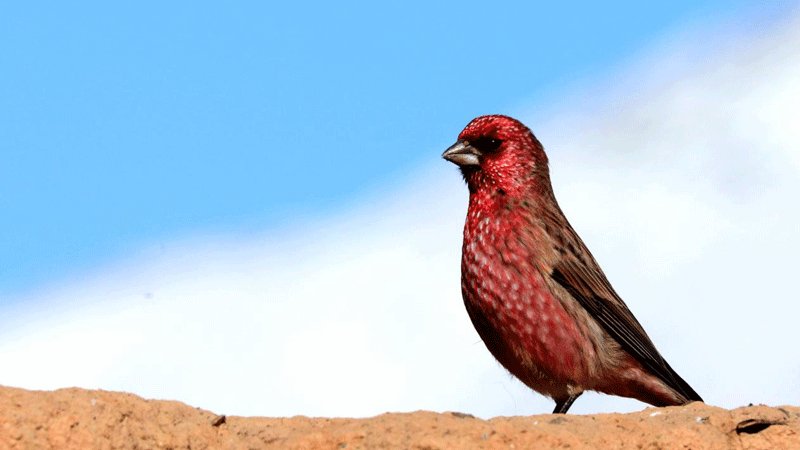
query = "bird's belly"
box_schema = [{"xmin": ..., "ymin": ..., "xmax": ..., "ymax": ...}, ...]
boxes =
[{"xmin": 461, "ymin": 253, "xmax": 597, "ymax": 392}]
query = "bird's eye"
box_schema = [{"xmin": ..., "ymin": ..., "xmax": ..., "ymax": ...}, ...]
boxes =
[{"xmin": 472, "ymin": 137, "xmax": 503, "ymax": 153}]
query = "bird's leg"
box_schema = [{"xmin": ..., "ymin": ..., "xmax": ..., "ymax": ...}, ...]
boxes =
[{"xmin": 552, "ymin": 393, "xmax": 582, "ymax": 414}]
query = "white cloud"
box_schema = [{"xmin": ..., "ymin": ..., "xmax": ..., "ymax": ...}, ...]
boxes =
[{"xmin": 2, "ymin": 10, "xmax": 799, "ymax": 418}]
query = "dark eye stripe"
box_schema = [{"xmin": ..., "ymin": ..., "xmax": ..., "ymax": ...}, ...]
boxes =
[{"xmin": 472, "ymin": 137, "xmax": 502, "ymax": 153}]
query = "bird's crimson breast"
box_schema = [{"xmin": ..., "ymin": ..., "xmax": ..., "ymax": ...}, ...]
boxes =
[{"xmin": 460, "ymin": 205, "xmax": 596, "ymax": 386}]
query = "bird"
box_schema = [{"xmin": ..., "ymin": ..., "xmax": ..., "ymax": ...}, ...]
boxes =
[{"xmin": 442, "ymin": 114, "xmax": 702, "ymax": 414}]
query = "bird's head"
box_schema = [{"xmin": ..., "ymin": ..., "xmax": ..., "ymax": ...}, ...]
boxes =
[{"xmin": 442, "ymin": 115, "xmax": 550, "ymax": 196}]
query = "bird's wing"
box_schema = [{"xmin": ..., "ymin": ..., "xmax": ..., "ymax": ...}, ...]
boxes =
[{"xmin": 546, "ymin": 220, "xmax": 702, "ymax": 403}]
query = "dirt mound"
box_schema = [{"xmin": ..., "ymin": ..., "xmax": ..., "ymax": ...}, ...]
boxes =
[{"xmin": 0, "ymin": 385, "xmax": 797, "ymax": 449}]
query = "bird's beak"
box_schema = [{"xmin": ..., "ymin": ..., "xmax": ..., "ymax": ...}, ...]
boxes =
[{"xmin": 442, "ymin": 140, "xmax": 481, "ymax": 167}]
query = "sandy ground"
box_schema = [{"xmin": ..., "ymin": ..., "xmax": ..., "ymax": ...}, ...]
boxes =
[{"xmin": 0, "ymin": 385, "xmax": 797, "ymax": 449}]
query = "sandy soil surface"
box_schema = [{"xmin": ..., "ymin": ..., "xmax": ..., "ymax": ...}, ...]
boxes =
[{"xmin": 0, "ymin": 385, "xmax": 797, "ymax": 449}]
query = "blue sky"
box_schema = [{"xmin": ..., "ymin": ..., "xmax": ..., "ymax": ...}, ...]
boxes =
[
  {"xmin": 2, "ymin": 2, "xmax": 800, "ymax": 418},
  {"xmin": 0, "ymin": 0, "xmax": 782, "ymax": 296}
]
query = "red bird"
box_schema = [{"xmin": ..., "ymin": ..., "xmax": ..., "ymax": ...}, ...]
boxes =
[{"xmin": 443, "ymin": 115, "xmax": 702, "ymax": 414}]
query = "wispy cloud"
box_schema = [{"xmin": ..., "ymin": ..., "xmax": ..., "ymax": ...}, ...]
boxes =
[{"xmin": 1, "ymin": 11, "xmax": 798, "ymax": 418}]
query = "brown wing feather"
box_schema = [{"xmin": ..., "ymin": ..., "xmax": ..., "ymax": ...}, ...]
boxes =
[{"xmin": 540, "ymin": 203, "xmax": 702, "ymax": 403}]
